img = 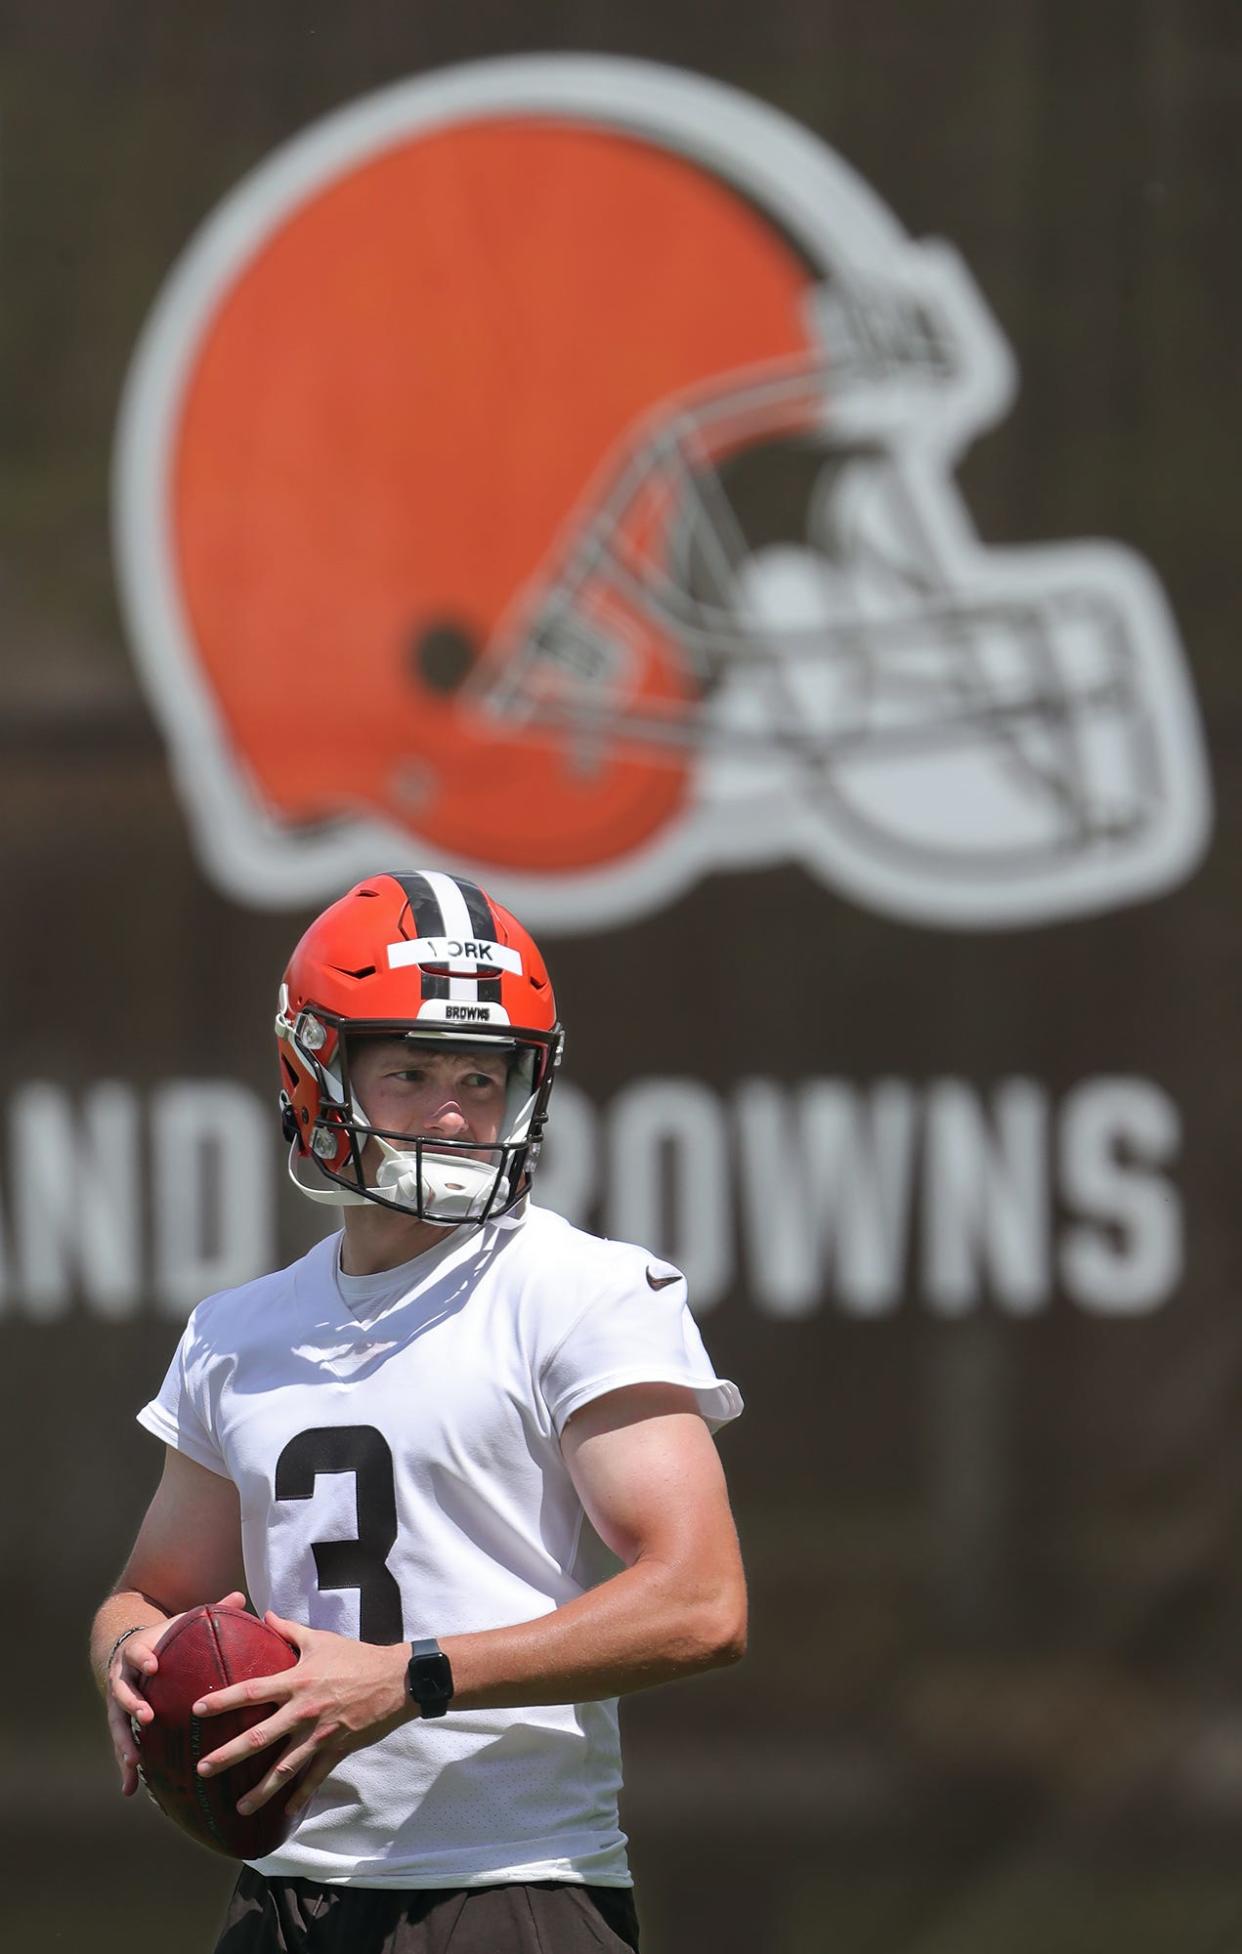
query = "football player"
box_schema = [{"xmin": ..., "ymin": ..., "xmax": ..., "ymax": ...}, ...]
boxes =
[{"xmin": 90, "ymin": 870, "xmax": 745, "ymax": 1953}]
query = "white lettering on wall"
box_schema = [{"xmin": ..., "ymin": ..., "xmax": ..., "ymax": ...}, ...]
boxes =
[
  {"xmin": 151, "ymin": 1081, "xmax": 275, "ymax": 1314},
  {"xmin": 923, "ymin": 1080, "xmax": 1049, "ymax": 1316},
  {"xmin": 1059, "ymin": 1078, "xmax": 1181, "ymax": 1313},
  {"xmin": 0, "ymin": 1074, "xmax": 1185, "ymax": 1320},
  {"xmin": 10, "ymin": 1082, "xmax": 141, "ymax": 1321},
  {"xmin": 607, "ymin": 1079, "xmax": 732, "ymax": 1310},
  {"xmin": 734, "ymin": 1080, "xmax": 917, "ymax": 1317}
]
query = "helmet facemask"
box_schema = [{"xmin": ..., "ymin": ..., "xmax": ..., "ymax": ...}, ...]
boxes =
[{"xmin": 278, "ymin": 1004, "xmax": 559, "ymax": 1227}]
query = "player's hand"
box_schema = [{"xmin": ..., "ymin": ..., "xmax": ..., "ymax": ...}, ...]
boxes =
[
  {"xmin": 107, "ymin": 1590, "xmax": 248, "ymax": 1797},
  {"xmin": 191, "ymin": 1611, "xmax": 411, "ymax": 1817}
]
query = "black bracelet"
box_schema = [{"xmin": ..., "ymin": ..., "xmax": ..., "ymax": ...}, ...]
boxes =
[{"xmin": 108, "ymin": 1623, "xmax": 157, "ymax": 1669}]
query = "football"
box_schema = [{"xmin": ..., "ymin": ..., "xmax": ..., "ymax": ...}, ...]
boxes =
[{"xmin": 135, "ymin": 1604, "xmax": 304, "ymax": 1859}]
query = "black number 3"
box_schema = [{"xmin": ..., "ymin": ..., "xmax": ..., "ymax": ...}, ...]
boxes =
[{"xmin": 274, "ymin": 1425, "xmax": 405, "ymax": 1644}]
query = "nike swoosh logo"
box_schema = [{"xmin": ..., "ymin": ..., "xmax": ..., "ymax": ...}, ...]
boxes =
[{"xmin": 646, "ymin": 1269, "xmax": 679, "ymax": 1290}]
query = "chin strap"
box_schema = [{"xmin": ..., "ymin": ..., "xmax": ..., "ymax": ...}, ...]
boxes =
[
  {"xmin": 286, "ymin": 1135, "xmax": 511, "ymax": 1225},
  {"xmin": 373, "ymin": 1141, "xmax": 512, "ymax": 1223},
  {"xmin": 286, "ymin": 1145, "xmax": 368, "ymax": 1208}
]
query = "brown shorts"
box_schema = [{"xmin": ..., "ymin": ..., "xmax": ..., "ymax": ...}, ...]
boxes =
[{"xmin": 215, "ymin": 1868, "xmax": 641, "ymax": 1954}]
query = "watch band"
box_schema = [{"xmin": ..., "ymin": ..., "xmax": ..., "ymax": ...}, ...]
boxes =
[{"xmin": 406, "ymin": 1636, "xmax": 454, "ymax": 1718}]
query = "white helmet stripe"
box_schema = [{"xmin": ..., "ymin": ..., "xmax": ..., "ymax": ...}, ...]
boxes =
[{"xmin": 419, "ymin": 871, "xmax": 482, "ymax": 1002}]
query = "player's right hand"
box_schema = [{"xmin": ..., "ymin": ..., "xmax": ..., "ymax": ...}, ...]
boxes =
[{"xmin": 108, "ymin": 1590, "xmax": 247, "ymax": 1796}]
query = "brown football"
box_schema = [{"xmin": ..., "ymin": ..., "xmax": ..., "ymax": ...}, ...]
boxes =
[{"xmin": 135, "ymin": 1604, "xmax": 304, "ymax": 1859}]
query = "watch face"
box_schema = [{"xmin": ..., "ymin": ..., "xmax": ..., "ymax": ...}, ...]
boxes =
[{"xmin": 408, "ymin": 1648, "xmax": 453, "ymax": 1710}]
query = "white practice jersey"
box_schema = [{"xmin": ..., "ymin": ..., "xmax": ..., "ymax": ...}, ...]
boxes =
[{"xmin": 137, "ymin": 1203, "xmax": 742, "ymax": 1888}]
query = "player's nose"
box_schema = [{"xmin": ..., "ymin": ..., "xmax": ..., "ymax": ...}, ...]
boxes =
[{"xmin": 425, "ymin": 1100, "xmax": 469, "ymax": 1139}]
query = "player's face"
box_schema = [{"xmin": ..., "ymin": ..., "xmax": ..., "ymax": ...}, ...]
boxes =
[{"xmin": 349, "ymin": 1038, "xmax": 508, "ymax": 1154}]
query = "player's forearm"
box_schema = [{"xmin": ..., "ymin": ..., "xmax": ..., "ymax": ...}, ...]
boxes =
[
  {"xmin": 89, "ymin": 1590, "xmax": 171, "ymax": 1696},
  {"xmin": 437, "ymin": 1553, "xmax": 747, "ymax": 1713}
]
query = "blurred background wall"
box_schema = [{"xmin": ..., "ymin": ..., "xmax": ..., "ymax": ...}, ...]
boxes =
[{"xmin": 2, "ymin": 4, "xmax": 1239, "ymax": 1948}]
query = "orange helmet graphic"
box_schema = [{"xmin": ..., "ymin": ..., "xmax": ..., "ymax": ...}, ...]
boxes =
[
  {"xmin": 277, "ymin": 868, "xmax": 561, "ymax": 1224},
  {"xmin": 115, "ymin": 57, "xmax": 1209, "ymax": 930}
]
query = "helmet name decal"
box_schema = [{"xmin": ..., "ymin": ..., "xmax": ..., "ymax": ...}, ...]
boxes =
[
  {"xmin": 417, "ymin": 999, "xmax": 512, "ymax": 1027},
  {"xmin": 387, "ymin": 937, "xmax": 523, "ymax": 976}
]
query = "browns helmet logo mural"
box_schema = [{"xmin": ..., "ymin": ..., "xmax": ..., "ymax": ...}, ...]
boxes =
[{"xmin": 114, "ymin": 56, "xmax": 1211, "ymax": 931}]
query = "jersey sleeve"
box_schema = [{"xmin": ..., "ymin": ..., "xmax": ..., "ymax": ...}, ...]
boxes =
[
  {"xmin": 136, "ymin": 1311, "xmax": 230, "ymax": 1477},
  {"xmin": 539, "ymin": 1256, "xmax": 743, "ymax": 1437}
]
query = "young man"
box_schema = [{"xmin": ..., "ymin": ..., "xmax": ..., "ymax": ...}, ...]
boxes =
[{"xmin": 91, "ymin": 869, "xmax": 745, "ymax": 1953}]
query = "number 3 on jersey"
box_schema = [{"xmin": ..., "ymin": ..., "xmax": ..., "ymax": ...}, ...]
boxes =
[{"xmin": 275, "ymin": 1425, "xmax": 404, "ymax": 1643}]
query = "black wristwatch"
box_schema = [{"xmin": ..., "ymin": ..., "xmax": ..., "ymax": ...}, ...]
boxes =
[{"xmin": 406, "ymin": 1637, "xmax": 454, "ymax": 1718}]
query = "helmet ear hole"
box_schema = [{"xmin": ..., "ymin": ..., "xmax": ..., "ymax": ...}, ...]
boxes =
[
  {"xmin": 412, "ymin": 620, "xmax": 479, "ymax": 694},
  {"xmin": 279, "ymin": 1094, "xmax": 299, "ymax": 1145}
]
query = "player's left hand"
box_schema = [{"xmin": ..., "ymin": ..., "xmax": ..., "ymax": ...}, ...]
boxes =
[{"xmin": 191, "ymin": 1610, "xmax": 411, "ymax": 1817}]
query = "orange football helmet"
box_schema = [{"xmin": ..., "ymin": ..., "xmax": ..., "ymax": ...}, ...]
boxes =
[
  {"xmin": 117, "ymin": 57, "xmax": 1208, "ymax": 931},
  {"xmin": 276, "ymin": 869, "xmax": 562, "ymax": 1223}
]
